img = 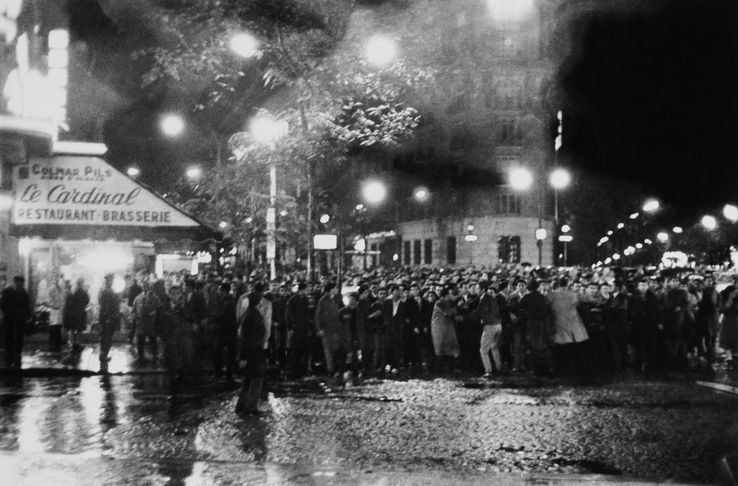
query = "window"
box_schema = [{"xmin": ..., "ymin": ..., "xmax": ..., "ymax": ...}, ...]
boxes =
[
  {"xmin": 404, "ymin": 240, "xmax": 411, "ymax": 265},
  {"xmin": 446, "ymin": 236, "xmax": 456, "ymax": 265},
  {"xmin": 498, "ymin": 235, "xmax": 521, "ymax": 263},
  {"xmin": 413, "ymin": 240, "xmax": 422, "ymax": 265},
  {"xmin": 497, "ymin": 193, "xmax": 522, "ymax": 214},
  {"xmin": 494, "ymin": 78, "xmax": 523, "ymax": 110},
  {"xmin": 498, "ymin": 118, "xmax": 521, "ymax": 145},
  {"xmin": 424, "ymin": 239, "xmax": 433, "ymax": 264}
]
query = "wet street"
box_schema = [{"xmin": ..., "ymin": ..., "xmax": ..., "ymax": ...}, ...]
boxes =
[{"xmin": 1, "ymin": 350, "xmax": 738, "ymax": 485}]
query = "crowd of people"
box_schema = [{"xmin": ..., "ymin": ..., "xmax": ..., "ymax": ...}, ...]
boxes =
[{"xmin": 3, "ymin": 263, "xmax": 738, "ymax": 415}]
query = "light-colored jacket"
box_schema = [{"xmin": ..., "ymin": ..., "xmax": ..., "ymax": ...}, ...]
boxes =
[{"xmin": 548, "ymin": 288, "xmax": 589, "ymax": 344}]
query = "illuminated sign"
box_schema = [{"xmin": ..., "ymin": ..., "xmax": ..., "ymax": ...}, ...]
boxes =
[
  {"xmin": 13, "ymin": 156, "xmax": 202, "ymax": 228},
  {"xmin": 314, "ymin": 234, "xmax": 337, "ymax": 250}
]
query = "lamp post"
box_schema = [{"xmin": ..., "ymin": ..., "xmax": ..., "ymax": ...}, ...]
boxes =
[
  {"xmin": 701, "ymin": 214, "xmax": 717, "ymax": 264},
  {"xmin": 360, "ymin": 180, "xmax": 387, "ymax": 270},
  {"xmin": 249, "ymin": 114, "xmax": 287, "ymax": 281},
  {"xmin": 549, "ymin": 167, "xmax": 571, "ymax": 225}
]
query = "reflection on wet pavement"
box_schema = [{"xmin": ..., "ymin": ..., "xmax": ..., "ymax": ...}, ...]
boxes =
[{"xmin": 0, "ymin": 372, "xmax": 737, "ymax": 485}]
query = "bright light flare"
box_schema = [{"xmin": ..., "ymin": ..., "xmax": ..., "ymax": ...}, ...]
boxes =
[
  {"xmin": 160, "ymin": 113, "xmax": 184, "ymax": 137},
  {"xmin": 549, "ymin": 168, "xmax": 571, "ymax": 190},
  {"xmin": 630, "ymin": 212, "xmax": 639, "ymax": 220},
  {"xmin": 616, "ymin": 223, "xmax": 625, "ymax": 229},
  {"xmin": 561, "ymin": 224, "xmax": 571, "ymax": 233},
  {"xmin": 508, "ymin": 167, "xmax": 533, "ymax": 191},
  {"xmin": 229, "ymin": 32, "xmax": 258, "ymax": 58},
  {"xmin": 219, "ymin": 221, "xmax": 228, "ymax": 229},
  {"xmin": 365, "ymin": 34, "xmax": 397, "ymax": 67},
  {"xmin": 724, "ymin": 204, "xmax": 738, "ymax": 223},
  {"xmin": 673, "ymin": 226, "xmax": 683, "ymax": 234},
  {"xmin": 362, "ymin": 180, "xmax": 387, "ymax": 205},
  {"xmin": 320, "ymin": 214, "xmax": 330, "ymax": 224},
  {"xmin": 701, "ymin": 215, "xmax": 717, "ymax": 231},
  {"xmin": 126, "ymin": 167, "xmax": 140, "ymax": 178},
  {"xmin": 657, "ymin": 232, "xmax": 669, "ymax": 243}
]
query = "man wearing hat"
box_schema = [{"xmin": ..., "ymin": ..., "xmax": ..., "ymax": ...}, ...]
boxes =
[
  {"xmin": 1, "ymin": 276, "xmax": 32, "ymax": 368},
  {"xmin": 98, "ymin": 273, "xmax": 121, "ymax": 373},
  {"xmin": 285, "ymin": 282, "xmax": 311, "ymax": 377}
]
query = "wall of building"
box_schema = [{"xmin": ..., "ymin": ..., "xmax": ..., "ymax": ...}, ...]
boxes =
[{"xmin": 398, "ymin": 214, "xmax": 554, "ymax": 268}]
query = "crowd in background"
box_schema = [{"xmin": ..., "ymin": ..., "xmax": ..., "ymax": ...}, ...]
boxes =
[{"xmin": 5, "ymin": 263, "xmax": 738, "ymax": 413}]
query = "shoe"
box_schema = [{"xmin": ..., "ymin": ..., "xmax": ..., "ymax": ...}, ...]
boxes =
[{"xmin": 482, "ymin": 373, "xmax": 493, "ymax": 379}]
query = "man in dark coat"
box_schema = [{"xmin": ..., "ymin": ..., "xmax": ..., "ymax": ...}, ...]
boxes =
[
  {"xmin": 98, "ymin": 274, "xmax": 121, "ymax": 373},
  {"xmin": 1, "ymin": 276, "xmax": 32, "ymax": 368},
  {"xmin": 516, "ymin": 280, "xmax": 552, "ymax": 375},
  {"xmin": 213, "ymin": 283, "xmax": 238, "ymax": 381},
  {"xmin": 236, "ymin": 290, "xmax": 267, "ymax": 416},
  {"xmin": 63, "ymin": 278, "xmax": 89, "ymax": 350},
  {"xmin": 402, "ymin": 283, "xmax": 423, "ymax": 369},
  {"xmin": 629, "ymin": 278, "xmax": 663, "ymax": 372},
  {"xmin": 285, "ymin": 282, "xmax": 311, "ymax": 377},
  {"xmin": 382, "ymin": 285, "xmax": 406, "ymax": 372}
]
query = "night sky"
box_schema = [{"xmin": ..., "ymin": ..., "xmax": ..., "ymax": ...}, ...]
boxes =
[
  {"xmin": 560, "ymin": 0, "xmax": 738, "ymax": 223},
  {"xmin": 69, "ymin": 0, "xmax": 738, "ymax": 224}
]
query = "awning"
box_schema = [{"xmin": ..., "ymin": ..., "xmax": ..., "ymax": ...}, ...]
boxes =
[{"xmin": 10, "ymin": 154, "xmax": 221, "ymax": 243}]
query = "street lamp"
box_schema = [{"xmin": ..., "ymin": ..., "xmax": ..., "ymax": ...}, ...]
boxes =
[
  {"xmin": 724, "ymin": 204, "xmax": 738, "ymax": 223},
  {"xmin": 160, "ymin": 113, "xmax": 185, "ymax": 138},
  {"xmin": 185, "ymin": 166, "xmax": 201, "ymax": 180},
  {"xmin": 642, "ymin": 199, "xmax": 660, "ymax": 213},
  {"xmin": 701, "ymin": 215, "xmax": 717, "ymax": 231},
  {"xmin": 508, "ymin": 167, "xmax": 533, "ymax": 191},
  {"xmin": 413, "ymin": 187, "xmax": 430, "ymax": 203},
  {"xmin": 561, "ymin": 224, "xmax": 571, "ymax": 233},
  {"xmin": 219, "ymin": 221, "xmax": 228, "ymax": 229},
  {"xmin": 657, "ymin": 232, "xmax": 669, "ymax": 243},
  {"xmin": 362, "ymin": 180, "xmax": 387, "ymax": 206},
  {"xmin": 319, "ymin": 214, "xmax": 330, "ymax": 224},
  {"xmin": 673, "ymin": 226, "xmax": 683, "ymax": 234},
  {"xmin": 126, "ymin": 167, "xmax": 140, "ymax": 178},
  {"xmin": 365, "ymin": 34, "xmax": 397, "ymax": 67},
  {"xmin": 229, "ymin": 32, "xmax": 258, "ymax": 58}
]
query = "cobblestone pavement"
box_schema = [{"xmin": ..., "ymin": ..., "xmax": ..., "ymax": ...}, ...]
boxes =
[{"xmin": 1, "ymin": 369, "xmax": 737, "ymax": 485}]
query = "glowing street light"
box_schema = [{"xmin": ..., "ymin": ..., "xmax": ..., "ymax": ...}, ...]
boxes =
[
  {"xmin": 160, "ymin": 113, "xmax": 185, "ymax": 137},
  {"xmin": 630, "ymin": 212, "xmax": 639, "ymax": 220},
  {"xmin": 365, "ymin": 34, "xmax": 397, "ymax": 67},
  {"xmin": 701, "ymin": 215, "xmax": 717, "ymax": 231},
  {"xmin": 612, "ymin": 253, "xmax": 621, "ymax": 261},
  {"xmin": 185, "ymin": 166, "xmax": 202, "ymax": 180},
  {"xmin": 642, "ymin": 199, "xmax": 660, "ymax": 213},
  {"xmin": 561, "ymin": 224, "xmax": 571, "ymax": 233},
  {"xmin": 549, "ymin": 168, "xmax": 571, "ymax": 190},
  {"xmin": 617, "ymin": 222, "xmax": 625, "ymax": 229},
  {"xmin": 319, "ymin": 214, "xmax": 330, "ymax": 224},
  {"xmin": 508, "ymin": 167, "xmax": 533, "ymax": 191},
  {"xmin": 724, "ymin": 204, "xmax": 738, "ymax": 223},
  {"xmin": 673, "ymin": 226, "xmax": 683, "ymax": 234},
  {"xmin": 126, "ymin": 167, "xmax": 140, "ymax": 178},
  {"xmin": 657, "ymin": 232, "xmax": 669, "ymax": 243},
  {"xmin": 219, "ymin": 221, "xmax": 228, "ymax": 229},
  {"xmin": 413, "ymin": 187, "xmax": 429, "ymax": 202},
  {"xmin": 229, "ymin": 32, "xmax": 258, "ymax": 58},
  {"xmin": 362, "ymin": 180, "xmax": 387, "ymax": 205}
]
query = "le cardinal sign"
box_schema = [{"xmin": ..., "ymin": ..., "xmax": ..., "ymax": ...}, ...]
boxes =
[{"xmin": 12, "ymin": 156, "xmax": 200, "ymax": 228}]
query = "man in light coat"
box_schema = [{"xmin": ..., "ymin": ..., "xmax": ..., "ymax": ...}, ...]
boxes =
[{"xmin": 548, "ymin": 277, "xmax": 589, "ymax": 375}]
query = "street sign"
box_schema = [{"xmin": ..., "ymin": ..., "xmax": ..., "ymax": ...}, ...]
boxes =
[{"xmin": 558, "ymin": 235, "xmax": 573, "ymax": 242}]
